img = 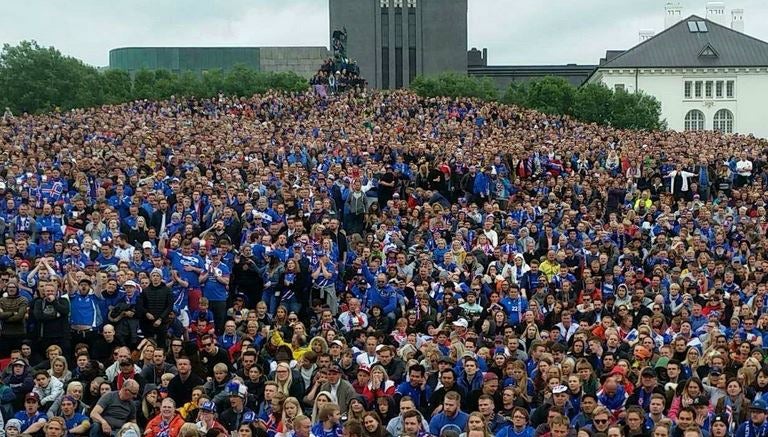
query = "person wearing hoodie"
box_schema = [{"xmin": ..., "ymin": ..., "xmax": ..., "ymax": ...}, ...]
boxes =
[
  {"xmin": 32, "ymin": 283, "xmax": 71, "ymax": 361},
  {"xmin": 137, "ymin": 268, "xmax": 174, "ymax": 349},
  {"xmin": 2, "ymin": 359, "xmax": 34, "ymax": 412},
  {"xmin": 456, "ymin": 357, "xmax": 484, "ymax": 395},
  {"xmin": 0, "ymin": 281, "xmax": 28, "ymax": 357},
  {"xmin": 31, "ymin": 370, "xmax": 64, "ymax": 413}
]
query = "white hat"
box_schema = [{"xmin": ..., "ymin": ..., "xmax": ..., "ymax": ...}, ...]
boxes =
[
  {"xmin": 552, "ymin": 385, "xmax": 568, "ymax": 394},
  {"xmin": 452, "ymin": 318, "xmax": 469, "ymax": 328},
  {"xmin": 124, "ymin": 280, "xmax": 139, "ymax": 288},
  {"xmin": 142, "ymin": 241, "xmax": 152, "ymax": 249},
  {"xmin": 331, "ymin": 340, "xmax": 344, "ymax": 347}
]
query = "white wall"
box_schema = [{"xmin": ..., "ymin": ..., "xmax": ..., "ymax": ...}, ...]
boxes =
[{"xmin": 591, "ymin": 69, "xmax": 768, "ymax": 138}]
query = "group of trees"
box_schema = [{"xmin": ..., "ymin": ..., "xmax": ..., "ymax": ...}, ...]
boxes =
[
  {"xmin": 411, "ymin": 73, "xmax": 664, "ymax": 131},
  {"xmin": 0, "ymin": 41, "xmax": 308, "ymax": 114}
]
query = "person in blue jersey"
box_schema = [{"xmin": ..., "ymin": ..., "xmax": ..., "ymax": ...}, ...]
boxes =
[
  {"xmin": 496, "ymin": 406, "xmax": 534, "ymax": 437},
  {"xmin": 69, "ymin": 278, "xmax": 104, "ymax": 354},
  {"xmin": 736, "ymin": 399, "xmax": 768, "ymax": 437},
  {"xmin": 13, "ymin": 392, "xmax": 48, "ymax": 436},
  {"xmin": 360, "ymin": 261, "xmax": 397, "ymax": 324},
  {"xmin": 429, "ymin": 391, "xmax": 469, "ymax": 436},
  {"xmin": 59, "ymin": 395, "xmax": 91, "ymax": 436},
  {"xmin": 311, "ymin": 403, "xmax": 343, "ymax": 437},
  {"xmin": 395, "ymin": 365, "xmax": 432, "ymax": 418},
  {"xmin": 500, "ymin": 284, "xmax": 528, "ymax": 326},
  {"xmin": 311, "ymin": 251, "xmax": 338, "ymax": 315},
  {"xmin": 200, "ymin": 248, "xmax": 231, "ymax": 335},
  {"xmin": 161, "ymin": 237, "xmax": 206, "ymax": 313}
]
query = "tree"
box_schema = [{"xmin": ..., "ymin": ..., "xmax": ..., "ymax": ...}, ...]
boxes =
[
  {"xmin": 502, "ymin": 77, "xmax": 576, "ymax": 115},
  {"xmin": 100, "ymin": 69, "xmax": 133, "ymax": 104},
  {"xmin": 0, "ymin": 40, "xmax": 102, "ymax": 113},
  {"xmin": 411, "ymin": 73, "xmax": 498, "ymax": 100},
  {"xmin": 609, "ymin": 89, "xmax": 662, "ymax": 130},
  {"xmin": 131, "ymin": 69, "xmax": 157, "ymax": 100},
  {"xmin": 572, "ymin": 83, "xmax": 613, "ymax": 125}
]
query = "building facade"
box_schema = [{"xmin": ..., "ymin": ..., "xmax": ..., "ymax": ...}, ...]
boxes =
[
  {"xmin": 588, "ymin": 16, "xmax": 768, "ymax": 138},
  {"xmin": 329, "ymin": 0, "xmax": 467, "ymax": 89},
  {"xmin": 109, "ymin": 47, "xmax": 329, "ymax": 79}
]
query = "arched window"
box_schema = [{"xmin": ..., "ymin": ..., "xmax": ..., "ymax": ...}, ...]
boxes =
[
  {"xmin": 713, "ymin": 109, "xmax": 734, "ymax": 133},
  {"xmin": 684, "ymin": 110, "xmax": 705, "ymax": 131}
]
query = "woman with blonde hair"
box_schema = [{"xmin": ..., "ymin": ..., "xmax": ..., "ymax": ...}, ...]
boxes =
[
  {"xmin": 277, "ymin": 397, "xmax": 302, "ymax": 437},
  {"xmin": 460, "ymin": 412, "xmax": 491, "ymax": 437},
  {"xmin": 48, "ymin": 356, "xmax": 72, "ymax": 384},
  {"xmin": 368, "ymin": 365, "xmax": 396, "ymax": 399},
  {"xmin": 274, "ymin": 362, "xmax": 305, "ymax": 399},
  {"xmin": 309, "ymin": 337, "xmax": 329, "ymax": 355}
]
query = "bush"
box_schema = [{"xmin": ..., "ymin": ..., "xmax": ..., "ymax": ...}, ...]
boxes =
[{"xmin": 411, "ymin": 73, "xmax": 498, "ymax": 100}]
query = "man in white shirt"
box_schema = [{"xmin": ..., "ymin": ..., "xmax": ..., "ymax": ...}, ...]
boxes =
[
  {"xmin": 338, "ymin": 298, "xmax": 368, "ymax": 333},
  {"xmin": 735, "ymin": 151, "xmax": 753, "ymax": 187},
  {"xmin": 356, "ymin": 336, "xmax": 379, "ymax": 367}
]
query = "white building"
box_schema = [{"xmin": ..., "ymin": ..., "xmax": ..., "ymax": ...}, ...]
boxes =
[{"xmin": 588, "ymin": 15, "xmax": 768, "ymax": 138}]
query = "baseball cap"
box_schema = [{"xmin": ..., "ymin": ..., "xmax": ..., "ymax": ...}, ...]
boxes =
[
  {"xmin": 552, "ymin": 385, "xmax": 568, "ymax": 395},
  {"xmin": 641, "ymin": 367, "xmax": 657, "ymax": 378},
  {"xmin": 242, "ymin": 411, "xmax": 257, "ymax": 424},
  {"xmin": 124, "ymin": 280, "xmax": 139, "ymax": 288},
  {"xmin": 483, "ymin": 373, "xmax": 498, "ymax": 383},
  {"xmin": 201, "ymin": 400, "xmax": 216, "ymax": 413},
  {"xmin": 331, "ymin": 340, "xmax": 344, "ymax": 347},
  {"xmin": 25, "ymin": 392, "xmax": 40, "ymax": 403},
  {"xmin": 328, "ymin": 364, "xmax": 342, "ymax": 374},
  {"xmin": 692, "ymin": 396, "xmax": 709, "ymax": 407},
  {"xmin": 452, "ymin": 318, "xmax": 469, "ymax": 328},
  {"xmin": 751, "ymin": 399, "xmax": 768, "ymax": 412},
  {"xmin": 712, "ymin": 415, "xmax": 729, "ymax": 425},
  {"xmin": 229, "ymin": 383, "xmax": 248, "ymax": 399},
  {"xmin": 11, "ymin": 358, "xmax": 26, "ymax": 367},
  {"xmin": 142, "ymin": 241, "xmax": 153, "ymax": 249},
  {"xmin": 358, "ymin": 365, "xmax": 371, "ymax": 374}
]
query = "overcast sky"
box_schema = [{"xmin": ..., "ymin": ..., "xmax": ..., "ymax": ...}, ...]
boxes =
[{"xmin": 2, "ymin": 0, "xmax": 767, "ymax": 67}]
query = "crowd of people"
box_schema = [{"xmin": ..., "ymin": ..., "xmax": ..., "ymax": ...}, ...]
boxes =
[
  {"xmin": 0, "ymin": 86, "xmax": 767, "ymax": 437},
  {"xmin": 310, "ymin": 29, "xmax": 366, "ymax": 95}
]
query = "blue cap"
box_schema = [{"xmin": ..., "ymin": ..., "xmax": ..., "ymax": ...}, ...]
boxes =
[
  {"xmin": 242, "ymin": 411, "xmax": 256, "ymax": 424},
  {"xmin": 201, "ymin": 400, "xmax": 216, "ymax": 413},
  {"xmin": 209, "ymin": 248, "xmax": 220, "ymax": 256},
  {"xmin": 752, "ymin": 399, "xmax": 768, "ymax": 412}
]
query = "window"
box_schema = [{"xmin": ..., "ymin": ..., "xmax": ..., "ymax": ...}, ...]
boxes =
[
  {"xmin": 726, "ymin": 80, "xmax": 735, "ymax": 98},
  {"xmin": 684, "ymin": 81, "xmax": 692, "ymax": 98},
  {"xmin": 705, "ymin": 81, "xmax": 713, "ymax": 98},
  {"xmin": 614, "ymin": 84, "xmax": 625, "ymax": 92},
  {"xmin": 684, "ymin": 110, "xmax": 705, "ymax": 131},
  {"xmin": 694, "ymin": 81, "xmax": 703, "ymax": 98},
  {"xmin": 716, "ymin": 81, "xmax": 723, "ymax": 98},
  {"xmin": 713, "ymin": 109, "xmax": 734, "ymax": 133}
]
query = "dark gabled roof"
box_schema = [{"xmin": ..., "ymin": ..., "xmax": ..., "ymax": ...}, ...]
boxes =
[{"xmin": 599, "ymin": 15, "xmax": 768, "ymax": 68}]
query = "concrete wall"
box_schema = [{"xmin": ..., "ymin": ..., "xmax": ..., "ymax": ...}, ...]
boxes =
[
  {"xmin": 259, "ymin": 47, "xmax": 330, "ymax": 79},
  {"xmin": 592, "ymin": 67, "xmax": 768, "ymax": 138},
  {"xmin": 329, "ymin": 0, "xmax": 378, "ymax": 87},
  {"xmin": 421, "ymin": 0, "xmax": 468, "ymax": 77}
]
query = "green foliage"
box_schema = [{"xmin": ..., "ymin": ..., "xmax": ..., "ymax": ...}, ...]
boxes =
[
  {"xmin": 0, "ymin": 41, "xmax": 311, "ymax": 114},
  {"xmin": 502, "ymin": 77, "xmax": 662, "ymax": 131},
  {"xmin": 0, "ymin": 41, "xmax": 102, "ymax": 113},
  {"xmin": 411, "ymin": 73, "xmax": 498, "ymax": 100},
  {"xmin": 572, "ymin": 83, "xmax": 613, "ymax": 125}
]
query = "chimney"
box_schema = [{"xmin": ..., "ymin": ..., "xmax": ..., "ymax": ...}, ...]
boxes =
[
  {"xmin": 664, "ymin": 2, "xmax": 683, "ymax": 29},
  {"xmin": 731, "ymin": 8, "xmax": 744, "ymax": 32},
  {"xmin": 706, "ymin": 2, "xmax": 726, "ymax": 26},
  {"xmin": 639, "ymin": 29, "xmax": 655, "ymax": 43}
]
